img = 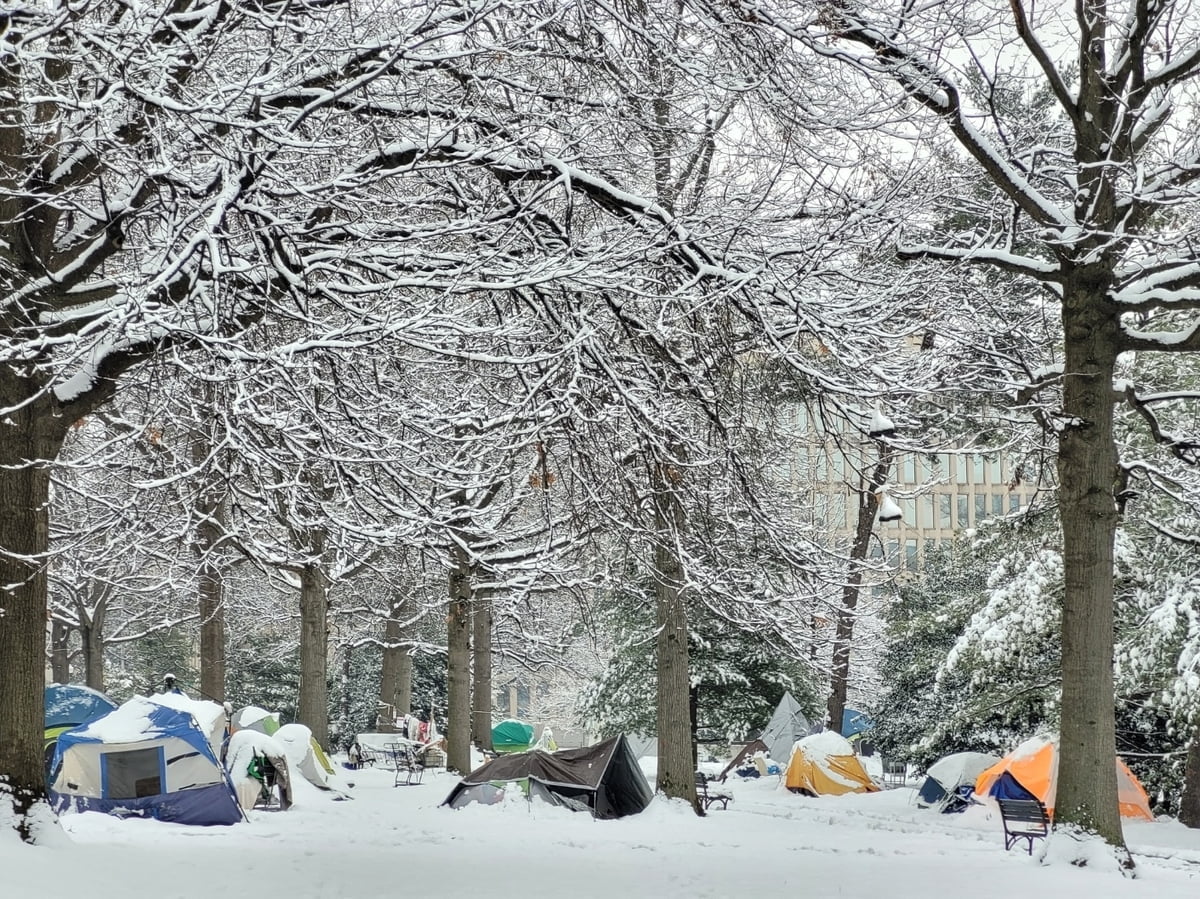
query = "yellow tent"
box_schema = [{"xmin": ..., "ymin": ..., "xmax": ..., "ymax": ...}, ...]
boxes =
[
  {"xmin": 973, "ymin": 736, "xmax": 1153, "ymax": 821},
  {"xmin": 785, "ymin": 731, "xmax": 880, "ymax": 796}
]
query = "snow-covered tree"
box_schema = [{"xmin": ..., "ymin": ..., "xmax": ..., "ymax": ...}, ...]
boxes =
[{"xmin": 690, "ymin": 0, "xmax": 1200, "ymax": 857}]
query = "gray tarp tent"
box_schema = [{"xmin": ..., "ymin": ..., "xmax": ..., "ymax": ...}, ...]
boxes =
[
  {"xmin": 719, "ymin": 692, "xmax": 813, "ymax": 781},
  {"xmin": 442, "ymin": 734, "xmax": 653, "ymax": 819}
]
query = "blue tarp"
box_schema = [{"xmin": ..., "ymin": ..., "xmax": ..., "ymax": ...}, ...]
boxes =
[
  {"xmin": 840, "ymin": 708, "xmax": 873, "ymax": 738},
  {"xmin": 45, "ymin": 684, "xmax": 117, "ymax": 729}
]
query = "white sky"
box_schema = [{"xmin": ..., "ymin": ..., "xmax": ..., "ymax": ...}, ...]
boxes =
[{"xmin": 7, "ymin": 752, "xmax": 1200, "ymax": 898}]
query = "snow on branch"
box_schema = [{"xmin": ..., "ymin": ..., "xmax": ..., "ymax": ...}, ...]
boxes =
[
  {"xmin": 896, "ymin": 244, "xmax": 1061, "ymax": 280},
  {"xmin": 1117, "ymin": 381, "xmax": 1200, "ymax": 465},
  {"xmin": 717, "ymin": 0, "xmax": 1070, "ymax": 229}
]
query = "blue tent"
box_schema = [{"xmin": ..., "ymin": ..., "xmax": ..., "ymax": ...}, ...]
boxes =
[
  {"xmin": 840, "ymin": 708, "xmax": 874, "ymax": 738},
  {"xmin": 50, "ymin": 697, "xmax": 241, "ymax": 826},
  {"xmin": 45, "ymin": 684, "xmax": 118, "ymax": 730}
]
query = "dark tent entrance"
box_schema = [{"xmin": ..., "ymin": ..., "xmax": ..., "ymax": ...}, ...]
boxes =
[{"xmin": 443, "ymin": 734, "xmax": 653, "ymax": 819}]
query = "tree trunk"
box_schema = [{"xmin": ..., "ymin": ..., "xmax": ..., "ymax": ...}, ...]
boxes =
[
  {"xmin": 194, "ymin": 424, "xmax": 227, "ymax": 703},
  {"xmin": 827, "ymin": 448, "xmax": 892, "ymax": 735},
  {"xmin": 0, "ymin": 405, "xmax": 67, "ymax": 840},
  {"xmin": 471, "ymin": 590, "xmax": 494, "ymax": 752},
  {"xmin": 652, "ymin": 462, "xmax": 699, "ymax": 811},
  {"xmin": 197, "ymin": 543, "xmax": 226, "ymax": 702},
  {"xmin": 397, "ymin": 648, "xmax": 413, "ymax": 718},
  {"xmin": 1054, "ymin": 287, "xmax": 1126, "ymax": 853},
  {"xmin": 297, "ymin": 562, "xmax": 330, "ymax": 749},
  {"xmin": 689, "ymin": 683, "xmax": 699, "ymax": 770},
  {"xmin": 1179, "ymin": 723, "xmax": 1200, "ymax": 828},
  {"xmin": 446, "ymin": 540, "xmax": 473, "ymax": 774},
  {"xmin": 379, "ymin": 613, "xmax": 406, "ymax": 725},
  {"xmin": 80, "ymin": 601, "xmax": 106, "ymax": 692},
  {"xmin": 49, "ymin": 619, "xmax": 71, "ymax": 684},
  {"xmin": 336, "ymin": 645, "xmax": 352, "ymax": 748}
]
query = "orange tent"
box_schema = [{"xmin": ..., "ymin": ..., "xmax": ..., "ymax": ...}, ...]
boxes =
[
  {"xmin": 785, "ymin": 731, "xmax": 880, "ymax": 796},
  {"xmin": 974, "ymin": 736, "xmax": 1152, "ymax": 821}
]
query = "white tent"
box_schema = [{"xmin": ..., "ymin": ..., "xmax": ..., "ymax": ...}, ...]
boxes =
[
  {"xmin": 225, "ymin": 729, "xmax": 294, "ymax": 810},
  {"xmin": 275, "ymin": 723, "xmax": 334, "ymax": 790}
]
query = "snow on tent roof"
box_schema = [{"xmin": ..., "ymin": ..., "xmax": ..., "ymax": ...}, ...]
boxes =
[
  {"xmin": 232, "ymin": 706, "xmax": 280, "ymax": 734},
  {"xmin": 44, "ymin": 684, "xmax": 117, "ymax": 730},
  {"xmin": 146, "ymin": 692, "xmax": 228, "ymax": 753},
  {"xmin": 61, "ymin": 696, "xmax": 214, "ymax": 763},
  {"xmin": 795, "ymin": 730, "xmax": 856, "ymax": 759}
]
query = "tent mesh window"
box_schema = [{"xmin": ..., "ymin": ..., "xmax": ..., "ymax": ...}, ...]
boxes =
[{"xmin": 103, "ymin": 747, "xmax": 162, "ymax": 799}]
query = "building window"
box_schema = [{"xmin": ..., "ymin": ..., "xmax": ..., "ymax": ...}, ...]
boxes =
[
  {"xmin": 975, "ymin": 494, "xmax": 987, "ymax": 522},
  {"xmin": 939, "ymin": 495, "xmax": 952, "ymax": 529},
  {"xmin": 905, "ymin": 539, "xmax": 919, "ymax": 570},
  {"xmin": 957, "ymin": 494, "xmax": 969, "ymax": 527},
  {"xmin": 992, "ymin": 493, "xmax": 1005, "ymax": 516},
  {"xmin": 902, "ymin": 456, "xmax": 917, "ymax": 483},
  {"xmin": 973, "ymin": 455, "xmax": 986, "ymax": 484},
  {"xmin": 1010, "ymin": 494, "xmax": 1021, "ymax": 512}
]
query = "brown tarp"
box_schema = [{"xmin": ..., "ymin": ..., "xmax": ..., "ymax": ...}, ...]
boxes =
[{"xmin": 442, "ymin": 734, "xmax": 653, "ymax": 819}]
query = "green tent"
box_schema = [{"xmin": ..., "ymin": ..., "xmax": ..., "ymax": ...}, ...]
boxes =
[{"xmin": 492, "ymin": 719, "xmax": 534, "ymax": 754}]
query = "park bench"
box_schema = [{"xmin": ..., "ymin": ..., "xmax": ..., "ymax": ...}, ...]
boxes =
[
  {"xmin": 695, "ymin": 772, "xmax": 732, "ymax": 811},
  {"xmin": 997, "ymin": 798, "xmax": 1050, "ymax": 854}
]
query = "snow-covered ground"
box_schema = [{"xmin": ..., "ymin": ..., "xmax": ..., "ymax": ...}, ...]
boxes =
[{"xmin": 8, "ymin": 759, "xmax": 1200, "ymax": 898}]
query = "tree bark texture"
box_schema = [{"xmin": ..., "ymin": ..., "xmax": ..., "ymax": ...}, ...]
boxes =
[
  {"xmin": 0, "ymin": 395, "xmax": 69, "ymax": 838},
  {"xmin": 49, "ymin": 619, "xmax": 71, "ymax": 685},
  {"xmin": 1179, "ymin": 723, "xmax": 1200, "ymax": 828},
  {"xmin": 827, "ymin": 447, "xmax": 892, "ymax": 735},
  {"xmin": 80, "ymin": 601, "xmax": 106, "ymax": 692},
  {"xmin": 379, "ymin": 609, "xmax": 403, "ymax": 720},
  {"xmin": 197, "ymin": 541, "xmax": 226, "ymax": 703},
  {"xmin": 1053, "ymin": 286, "xmax": 1124, "ymax": 848},
  {"xmin": 446, "ymin": 540, "xmax": 473, "ymax": 774},
  {"xmin": 471, "ymin": 591, "xmax": 494, "ymax": 752},
  {"xmin": 193, "ymin": 423, "xmax": 227, "ymax": 703},
  {"xmin": 297, "ymin": 562, "xmax": 330, "ymax": 749},
  {"xmin": 652, "ymin": 462, "xmax": 699, "ymax": 812}
]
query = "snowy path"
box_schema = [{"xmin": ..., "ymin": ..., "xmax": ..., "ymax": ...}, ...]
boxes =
[{"xmin": 8, "ymin": 765, "xmax": 1200, "ymax": 898}]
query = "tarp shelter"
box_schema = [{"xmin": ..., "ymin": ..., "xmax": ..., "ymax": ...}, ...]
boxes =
[
  {"xmin": 443, "ymin": 734, "xmax": 653, "ymax": 819},
  {"xmin": 491, "ymin": 719, "xmax": 535, "ymax": 754},
  {"xmin": 50, "ymin": 696, "xmax": 242, "ymax": 826},
  {"xmin": 916, "ymin": 751, "xmax": 1000, "ymax": 813},
  {"xmin": 275, "ymin": 723, "xmax": 335, "ymax": 789},
  {"xmin": 785, "ymin": 731, "xmax": 880, "ymax": 797},
  {"xmin": 719, "ymin": 692, "xmax": 812, "ymax": 781},
  {"xmin": 973, "ymin": 735, "xmax": 1153, "ymax": 821},
  {"xmin": 840, "ymin": 708, "xmax": 873, "ymax": 739}
]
